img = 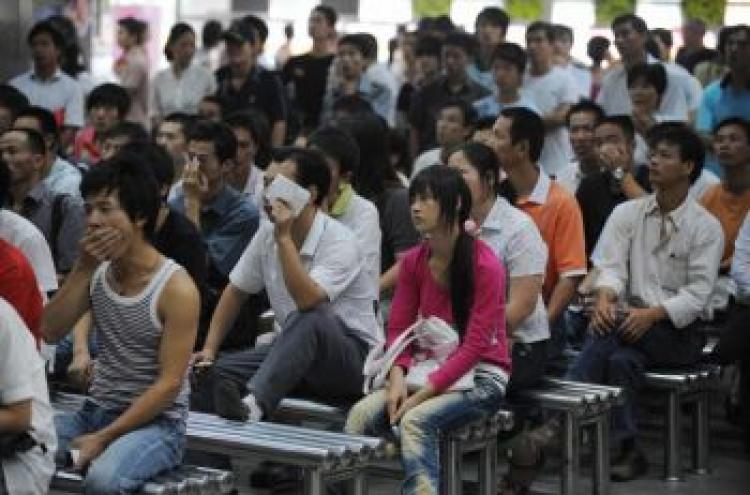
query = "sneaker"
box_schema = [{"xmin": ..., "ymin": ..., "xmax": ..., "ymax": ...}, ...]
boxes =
[
  {"xmin": 610, "ymin": 446, "xmax": 648, "ymax": 482},
  {"xmin": 214, "ymin": 378, "xmax": 249, "ymax": 421},
  {"xmin": 242, "ymin": 393, "xmax": 264, "ymax": 422}
]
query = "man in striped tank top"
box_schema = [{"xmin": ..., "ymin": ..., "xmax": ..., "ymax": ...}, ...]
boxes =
[{"xmin": 41, "ymin": 156, "xmax": 200, "ymax": 494}]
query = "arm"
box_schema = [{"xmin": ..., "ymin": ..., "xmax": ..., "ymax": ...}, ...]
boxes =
[
  {"xmin": 199, "ymin": 284, "xmax": 249, "ymax": 360},
  {"xmin": 42, "ymin": 261, "xmax": 95, "ymax": 343},
  {"xmin": 547, "ymin": 275, "xmax": 582, "ymax": 324},
  {"xmin": 548, "ymin": 196, "xmax": 588, "ymax": 321},
  {"xmin": 81, "ymin": 272, "xmax": 199, "ymax": 459},
  {"xmin": 542, "ymin": 103, "xmax": 572, "ymax": 130},
  {"xmin": 507, "ymin": 275, "xmax": 544, "ymax": 334},
  {"xmin": 277, "ymin": 235, "xmax": 328, "ymax": 310},
  {"xmin": 731, "ymin": 213, "xmax": 750, "ymax": 298},
  {"xmin": 0, "ymin": 400, "xmax": 31, "ymax": 434},
  {"xmin": 379, "ymin": 262, "xmax": 400, "ymax": 293},
  {"xmin": 271, "ymin": 120, "xmax": 286, "ymax": 148},
  {"xmin": 621, "ymin": 172, "xmax": 646, "ymax": 199}
]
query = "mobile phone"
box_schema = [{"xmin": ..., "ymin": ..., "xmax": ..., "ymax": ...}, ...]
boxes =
[{"xmin": 264, "ymin": 175, "xmax": 311, "ymax": 216}]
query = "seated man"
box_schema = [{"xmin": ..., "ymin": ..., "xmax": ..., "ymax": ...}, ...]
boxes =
[
  {"xmin": 156, "ymin": 112, "xmax": 195, "ymax": 193},
  {"xmin": 42, "ymin": 157, "xmax": 200, "ymax": 494},
  {"xmin": 72, "ymin": 83, "xmax": 130, "ymax": 165},
  {"xmin": 193, "ymin": 148, "xmax": 381, "ymax": 421},
  {"xmin": 99, "ymin": 121, "xmax": 149, "ymax": 161},
  {"xmin": 0, "ymin": 297, "xmax": 56, "ymax": 494},
  {"xmin": 570, "ymin": 122, "xmax": 723, "ymax": 481},
  {"xmin": 0, "ymin": 127, "xmax": 85, "ymax": 276},
  {"xmin": 169, "ymin": 120, "xmax": 261, "ymax": 351}
]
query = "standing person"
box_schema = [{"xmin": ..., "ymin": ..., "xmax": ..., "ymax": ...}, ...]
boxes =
[
  {"xmin": 42, "ymin": 157, "xmax": 200, "ymax": 494},
  {"xmin": 587, "ymin": 36, "xmax": 613, "ymax": 101},
  {"xmin": 215, "ymin": 20, "xmax": 287, "ymax": 147},
  {"xmin": 676, "ymin": 19, "xmax": 717, "ymax": 74},
  {"xmin": 522, "ymin": 22, "xmax": 578, "ymax": 178},
  {"xmin": 345, "ymin": 166, "xmax": 510, "ymax": 495},
  {"xmin": 282, "ymin": 5, "xmax": 337, "ymax": 136},
  {"xmin": 553, "ymin": 24, "xmax": 592, "ymax": 99},
  {"xmin": 0, "ymin": 297, "xmax": 56, "ymax": 495},
  {"xmin": 195, "ymin": 20, "xmax": 223, "ymax": 72},
  {"xmin": 275, "ymin": 23, "xmax": 295, "ymax": 70},
  {"xmin": 151, "ymin": 23, "xmax": 216, "ymax": 124},
  {"xmin": 10, "ymin": 20, "xmax": 84, "ymax": 152},
  {"xmin": 114, "ymin": 17, "xmax": 150, "ymax": 128},
  {"xmin": 473, "ymin": 42, "xmax": 537, "ymax": 120},
  {"xmin": 468, "ymin": 7, "xmax": 510, "ymax": 91}
]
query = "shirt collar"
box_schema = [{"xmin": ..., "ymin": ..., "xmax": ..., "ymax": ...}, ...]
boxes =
[
  {"xmin": 202, "ymin": 185, "xmax": 237, "ymax": 215},
  {"xmin": 30, "ymin": 68, "xmax": 62, "ymax": 82},
  {"xmin": 525, "ymin": 169, "xmax": 551, "ymax": 205},
  {"xmin": 481, "ymin": 196, "xmax": 511, "ymax": 232},
  {"xmin": 299, "ymin": 210, "xmax": 327, "ymax": 257},
  {"xmin": 644, "ymin": 193, "xmax": 692, "ymax": 229}
]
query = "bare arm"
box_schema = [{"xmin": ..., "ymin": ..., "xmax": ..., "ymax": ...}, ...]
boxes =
[
  {"xmin": 271, "ymin": 121, "xmax": 287, "ymax": 148},
  {"xmin": 199, "ymin": 284, "xmax": 249, "ymax": 360},
  {"xmin": 506, "ymin": 275, "xmax": 543, "ymax": 336},
  {"xmin": 0, "ymin": 400, "xmax": 31, "ymax": 434},
  {"xmin": 543, "ymin": 103, "xmax": 572, "ymax": 130},
  {"xmin": 379, "ymin": 262, "xmax": 400, "ymax": 293},
  {"xmin": 42, "ymin": 262, "xmax": 95, "ymax": 343},
  {"xmin": 547, "ymin": 275, "xmax": 581, "ymax": 324}
]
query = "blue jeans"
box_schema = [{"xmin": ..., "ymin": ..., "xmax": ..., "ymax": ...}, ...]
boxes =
[
  {"xmin": 53, "ymin": 330, "xmax": 98, "ymax": 378},
  {"xmin": 345, "ymin": 376, "xmax": 505, "ymax": 494},
  {"xmin": 55, "ymin": 400, "xmax": 185, "ymax": 494}
]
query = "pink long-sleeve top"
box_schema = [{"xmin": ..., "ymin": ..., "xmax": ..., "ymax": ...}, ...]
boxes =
[{"xmin": 388, "ymin": 239, "xmax": 511, "ymax": 392}]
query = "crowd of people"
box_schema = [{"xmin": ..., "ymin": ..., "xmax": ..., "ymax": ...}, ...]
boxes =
[{"xmin": 0, "ymin": 5, "xmax": 749, "ymax": 494}]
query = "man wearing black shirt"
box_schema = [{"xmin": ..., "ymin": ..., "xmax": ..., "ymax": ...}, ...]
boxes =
[
  {"xmin": 675, "ymin": 19, "xmax": 717, "ymax": 74},
  {"xmin": 282, "ymin": 5, "xmax": 337, "ymax": 135},
  {"xmin": 215, "ymin": 21, "xmax": 287, "ymax": 147},
  {"xmin": 408, "ymin": 31, "xmax": 489, "ymax": 157}
]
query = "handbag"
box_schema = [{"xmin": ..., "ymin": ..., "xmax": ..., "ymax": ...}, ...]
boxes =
[{"xmin": 362, "ymin": 316, "xmax": 475, "ymax": 394}]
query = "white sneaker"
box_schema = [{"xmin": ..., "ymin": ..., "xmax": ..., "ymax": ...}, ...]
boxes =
[{"xmin": 242, "ymin": 394, "xmax": 264, "ymax": 422}]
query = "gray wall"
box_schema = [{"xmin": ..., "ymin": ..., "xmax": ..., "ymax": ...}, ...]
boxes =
[{"xmin": 0, "ymin": 0, "xmax": 33, "ymax": 82}]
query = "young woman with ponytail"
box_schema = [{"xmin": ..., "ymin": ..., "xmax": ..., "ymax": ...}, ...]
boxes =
[{"xmin": 345, "ymin": 166, "xmax": 511, "ymax": 495}]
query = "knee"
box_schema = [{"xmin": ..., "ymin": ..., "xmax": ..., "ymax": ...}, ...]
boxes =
[
  {"xmin": 344, "ymin": 392, "xmax": 386, "ymax": 435},
  {"xmin": 607, "ymin": 351, "xmax": 643, "ymax": 379},
  {"xmin": 84, "ymin": 460, "xmax": 123, "ymax": 495}
]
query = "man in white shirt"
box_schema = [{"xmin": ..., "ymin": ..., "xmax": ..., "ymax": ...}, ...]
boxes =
[
  {"xmin": 0, "ymin": 297, "xmax": 56, "ymax": 494},
  {"xmin": 596, "ymin": 14, "xmax": 695, "ymax": 120},
  {"xmin": 9, "ymin": 20, "xmax": 84, "ymax": 151},
  {"xmin": 194, "ymin": 148, "xmax": 381, "ymax": 421},
  {"xmin": 571, "ymin": 122, "xmax": 723, "ymax": 481},
  {"xmin": 522, "ymin": 22, "xmax": 578, "ymax": 177},
  {"xmin": 552, "ymin": 24, "xmax": 592, "ymax": 99}
]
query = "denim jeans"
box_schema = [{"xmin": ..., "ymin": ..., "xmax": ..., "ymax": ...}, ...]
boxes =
[
  {"xmin": 567, "ymin": 321, "xmax": 703, "ymax": 444},
  {"xmin": 55, "ymin": 400, "xmax": 185, "ymax": 494},
  {"xmin": 345, "ymin": 376, "xmax": 505, "ymax": 495},
  {"xmin": 53, "ymin": 330, "xmax": 99, "ymax": 378}
]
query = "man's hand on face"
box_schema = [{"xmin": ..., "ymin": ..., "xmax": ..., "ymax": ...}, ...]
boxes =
[
  {"xmin": 182, "ymin": 157, "xmax": 209, "ymax": 201},
  {"xmin": 270, "ymin": 198, "xmax": 295, "ymax": 241}
]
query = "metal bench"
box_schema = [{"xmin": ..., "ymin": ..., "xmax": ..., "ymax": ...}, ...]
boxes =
[
  {"xmin": 515, "ymin": 379, "xmax": 624, "ymax": 495},
  {"xmin": 52, "ymin": 465, "xmax": 235, "ymax": 494},
  {"xmin": 644, "ymin": 364, "xmax": 720, "ymax": 481},
  {"xmin": 52, "ymin": 393, "xmax": 384, "ymax": 495}
]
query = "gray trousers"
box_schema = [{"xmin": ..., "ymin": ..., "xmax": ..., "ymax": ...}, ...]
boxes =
[{"xmin": 197, "ymin": 304, "xmax": 369, "ymax": 415}]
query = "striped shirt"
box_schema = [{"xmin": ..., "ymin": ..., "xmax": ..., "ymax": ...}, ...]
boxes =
[{"xmin": 89, "ymin": 258, "xmax": 189, "ymax": 420}]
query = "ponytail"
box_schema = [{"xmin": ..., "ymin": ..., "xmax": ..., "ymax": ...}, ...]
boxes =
[{"xmin": 450, "ymin": 230, "xmax": 475, "ymax": 340}]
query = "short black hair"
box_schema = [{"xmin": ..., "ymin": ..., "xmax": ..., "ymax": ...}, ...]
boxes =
[
  {"xmin": 443, "ymin": 32, "xmax": 478, "ymax": 57},
  {"xmin": 273, "ymin": 147, "xmax": 331, "ymax": 206},
  {"xmin": 475, "ymin": 7, "xmax": 509, "ymax": 32},
  {"xmin": 526, "ymin": 21, "xmax": 555, "ymax": 43},
  {"xmin": 438, "ymin": 98, "xmax": 478, "ymax": 128},
  {"xmin": 0, "ymin": 159, "xmax": 10, "ymax": 208},
  {"xmin": 165, "ymin": 22, "xmax": 195, "ymax": 61},
  {"xmin": 359, "ymin": 33, "xmax": 378, "ymax": 60},
  {"xmin": 241, "ymin": 15, "xmax": 269, "ymax": 44},
  {"xmin": 552, "ymin": 24, "xmax": 574, "ymax": 43},
  {"xmin": 14, "ymin": 106, "xmax": 59, "ymax": 149},
  {"xmin": 202, "ymin": 20, "xmax": 223, "ymax": 48},
  {"xmin": 338, "ymin": 33, "xmax": 369, "ymax": 55},
  {"xmin": 86, "ymin": 83, "xmax": 131, "ymax": 118},
  {"xmin": 118, "ymin": 17, "xmax": 148, "ymax": 45},
  {"xmin": 101, "ymin": 121, "xmax": 149, "ymax": 145},
  {"xmin": 491, "ymin": 42, "xmax": 527, "ymax": 73},
  {"xmin": 566, "ymin": 99, "xmax": 605, "ymax": 127},
  {"xmin": 475, "ymin": 116, "xmax": 497, "ymax": 131},
  {"xmin": 612, "ymin": 13, "xmax": 648, "ymax": 34},
  {"xmin": 499, "ymin": 107, "xmax": 545, "ymax": 162},
  {"xmin": 450, "ymin": 141, "xmax": 499, "ymax": 194},
  {"xmin": 308, "ymin": 126, "xmax": 360, "ymax": 177},
  {"xmin": 2, "ymin": 127, "xmax": 46, "ymax": 155},
  {"xmin": 117, "ymin": 141, "xmax": 175, "ymax": 191},
  {"xmin": 626, "ymin": 63, "xmax": 667, "ymax": 96},
  {"xmin": 595, "ymin": 115, "xmax": 636, "ymax": 142},
  {"xmin": 161, "ymin": 112, "xmax": 196, "ymax": 137},
  {"xmin": 188, "ymin": 119, "xmax": 237, "ymax": 164},
  {"xmin": 0, "ymin": 85, "xmax": 29, "ymax": 119},
  {"xmin": 28, "ymin": 19, "xmax": 65, "ymax": 49},
  {"xmin": 646, "ymin": 122, "xmax": 705, "ymax": 184},
  {"xmin": 312, "ymin": 5, "xmax": 338, "ymax": 27},
  {"xmin": 80, "ymin": 154, "xmax": 160, "ymax": 240},
  {"xmin": 415, "ymin": 34, "xmax": 443, "ymax": 58},
  {"xmin": 713, "ymin": 116, "xmax": 750, "ymax": 142},
  {"xmin": 587, "ymin": 36, "xmax": 611, "ymax": 64},
  {"xmin": 224, "ymin": 109, "xmax": 272, "ymax": 169}
]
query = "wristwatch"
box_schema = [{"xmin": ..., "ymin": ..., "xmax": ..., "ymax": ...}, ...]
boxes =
[{"xmin": 612, "ymin": 166, "xmax": 625, "ymax": 182}]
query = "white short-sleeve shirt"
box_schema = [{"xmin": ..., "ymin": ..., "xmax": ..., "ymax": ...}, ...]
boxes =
[
  {"xmin": 0, "ymin": 298, "xmax": 56, "ymax": 494},
  {"xmin": 0, "ymin": 210, "xmax": 58, "ymax": 294},
  {"xmin": 151, "ymin": 64, "xmax": 217, "ymax": 117},
  {"xmin": 335, "ymin": 193, "xmax": 381, "ymax": 300},
  {"xmin": 230, "ymin": 211, "xmax": 382, "ymax": 345},
  {"xmin": 479, "ymin": 197, "xmax": 550, "ymax": 343},
  {"xmin": 10, "ymin": 69, "xmax": 84, "ymax": 128},
  {"xmin": 523, "ymin": 66, "xmax": 578, "ymax": 177}
]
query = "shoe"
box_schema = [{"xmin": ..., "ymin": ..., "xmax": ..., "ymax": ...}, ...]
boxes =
[
  {"xmin": 610, "ymin": 446, "xmax": 648, "ymax": 482},
  {"xmin": 213, "ymin": 379, "xmax": 249, "ymax": 421},
  {"xmin": 241, "ymin": 393, "xmax": 264, "ymax": 422}
]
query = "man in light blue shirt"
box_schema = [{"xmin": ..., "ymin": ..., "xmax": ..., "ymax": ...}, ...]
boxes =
[{"xmin": 473, "ymin": 42, "xmax": 538, "ymax": 120}]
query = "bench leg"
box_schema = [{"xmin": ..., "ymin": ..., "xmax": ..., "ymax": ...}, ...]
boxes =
[
  {"xmin": 441, "ymin": 438, "xmax": 462, "ymax": 495},
  {"xmin": 303, "ymin": 468, "xmax": 325, "ymax": 495},
  {"xmin": 692, "ymin": 390, "xmax": 710, "ymax": 475},
  {"xmin": 477, "ymin": 439, "xmax": 498, "ymax": 495},
  {"xmin": 352, "ymin": 472, "xmax": 368, "ymax": 495},
  {"xmin": 664, "ymin": 390, "xmax": 683, "ymax": 482},
  {"xmin": 560, "ymin": 412, "xmax": 580, "ymax": 495},
  {"xmin": 592, "ymin": 415, "xmax": 610, "ymax": 495}
]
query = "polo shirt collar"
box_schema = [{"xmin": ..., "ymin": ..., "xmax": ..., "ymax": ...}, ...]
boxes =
[
  {"xmin": 644, "ymin": 193, "xmax": 691, "ymax": 230},
  {"xmin": 481, "ymin": 196, "xmax": 510, "ymax": 232},
  {"xmin": 300, "ymin": 210, "xmax": 326, "ymax": 257},
  {"xmin": 526, "ymin": 169, "xmax": 552, "ymax": 205},
  {"xmin": 31, "ymin": 68, "xmax": 62, "ymax": 82}
]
